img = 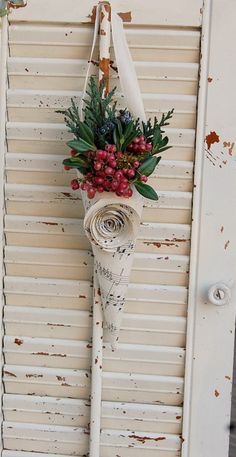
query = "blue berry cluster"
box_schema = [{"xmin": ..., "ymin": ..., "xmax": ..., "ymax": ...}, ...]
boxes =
[
  {"xmin": 119, "ymin": 110, "xmax": 132, "ymax": 125},
  {"xmin": 99, "ymin": 121, "xmax": 115, "ymax": 135}
]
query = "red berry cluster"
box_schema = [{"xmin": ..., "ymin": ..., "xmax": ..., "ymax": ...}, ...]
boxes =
[
  {"xmin": 66, "ymin": 139, "xmax": 151, "ymax": 199},
  {"xmin": 127, "ymin": 135, "xmax": 152, "ymax": 154}
]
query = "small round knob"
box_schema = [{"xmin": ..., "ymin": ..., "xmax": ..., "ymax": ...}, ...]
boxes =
[{"xmin": 208, "ymin": 283, "xmax": 231, "ymax": 306}]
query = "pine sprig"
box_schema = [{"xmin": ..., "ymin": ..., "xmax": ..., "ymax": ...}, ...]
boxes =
[{"xmin": 141, "ymin": 108, "xmax": 174, "ymax": 142}]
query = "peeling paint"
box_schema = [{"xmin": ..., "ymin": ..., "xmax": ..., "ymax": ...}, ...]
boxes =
[
  {"xmin": 14, "ymin": 338, "xmax": 23, "ymax": 346},
  {"xmin": 26, "ymin": 373, "xmax": 43, "ymax": 378},
  {"xmin": 205, "ymin": 131, "xmax": 220, "ymax": 150},
  {"xmin": 118, "ymin": 11, "xmax": 132, "ymax": 22},
  {"xmin": 128, "ymin": 434, "xmax": 166, "ymax": 444},
  {"xmin": 41, "ymin": 221, "xmax": 58, "ymax": 226},
  {"xmin": 223, "ymin": 141, "xmax": 235, "ymax": 156},
  {"xmin": 87, "ymin": 5, "xmax": 97, "ymax": 23},
  {"xmin": 56, "ymin": 376, "xmax": 65, "ymax": 382}
]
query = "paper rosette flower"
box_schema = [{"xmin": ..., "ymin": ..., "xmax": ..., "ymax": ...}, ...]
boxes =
[{"xmin": 80, "ymin": 181, "xmax": 143, "ymax": 346}]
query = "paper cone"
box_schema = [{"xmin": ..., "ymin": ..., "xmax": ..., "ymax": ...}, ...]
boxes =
[{"xmin": 80, "ymin": 183, "xmax": 143, "ymax": 346}]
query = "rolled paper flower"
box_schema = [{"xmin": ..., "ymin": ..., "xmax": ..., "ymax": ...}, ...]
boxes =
[{"xmin": 80, "ymin": 184, "xmax": 143, "ymax": 347}]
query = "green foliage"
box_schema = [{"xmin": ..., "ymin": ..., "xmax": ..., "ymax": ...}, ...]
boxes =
[
  {"xmin": 137, "ymin": 156, "xmax": 161, "ymax": 176},
  {"xmin": 59, "ymin": 75, "xmax": 174, "ymax": 200},
  {"xmin": 113, "ymin": 118, "xmax": 139, "ymax": 152},
  {"xmin": 67, "ymin": 138, "xmax": 96, "ymax": 153},
  {"xmin": 134, "ymin": 182, "xmax": 159, "ymax": 200}
]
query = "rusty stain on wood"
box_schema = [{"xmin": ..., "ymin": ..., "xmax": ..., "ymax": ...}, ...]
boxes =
[
  {"xmin": 14, "ymin": 338, "xmax": 24, "ymax": 346},
  {"xmin": 215, "ymin": 389, "xmax": 220, "ymax": 397},
  {"xmin": 118, "ymin": 11, "xmax": 132, "ymax": 22},
  {"xmin": 205, "ymin": 131, "xmax": 220, "ymax": 150},
  {"xmin": 128, "ymin": 434, "xmax": 166, "ymax": 444},
  {"xmin": 223, "ymin": 141, "xmax": 235, "ymax": 156},
  {"xmin": 208, "ymin": 76, "xmax": 213, "ymax": 82},
  {"xmin": 40, "ymin": 221, "xmax": 58, "ymax": 226}
]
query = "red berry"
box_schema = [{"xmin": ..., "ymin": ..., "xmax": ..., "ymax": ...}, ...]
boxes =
[
  {"xmin": 139, "ymin": 144, "xmax": 146, "ymax": 152},
  {"xmin": 122, "ymin": 168, "xmax": 128, "ymax": 174},
  {"xmin": 104, "ymin": 180, "xmax": 112, "ymax": 190},
  {"xmin": 87, "ymin": 187, "xmax": 96, "ymax": 199},
  {"xmin": 70, "ymin": 179, "xmax": 80, "ymax": 190},
  {"xmin": 118, "ymin": 181, "xmax": 128, "ymax": 191},
  {"xmin": 117, "ymin": 152, "xmax": 124, "ymax": 159},
  {"xmin": 97, "ymin": 186, "xmax": 104, "ymax": 193},
  {"xmin": 70, "ymin": 149, "xmax": 77, "ymax": 157},
  {"xmin": 139, "ymin": 135, "xmax": 145, "ymax": 143},
  {"xmin": 116, "ymin": 189, "xmax": 124, "ymax": 196},
  {"xmin": 94, "ymin": 161, "xmax": 102, "ymax": 171},
  {"xmin": 109, "ymin": 160, "xmax": 117, "ymax": 168},
  {"xmin": 105, "ymin": 144, "xmax": 116, "ymax": 153},
  {"xmin": 133, "ymin": 160, "xmax": 140, "ymax": 168},
  {"xmin": 140, "ymin": 175, "xmax": 148, "ymax": 182},
  {"xmin": 64, "ymin": 165, "xmax": 71, "ymax": 171},
  {"xmin": 123, "ymin": 187, "xmax": 133, "ymax": 198},
  {"xmin": 111, "ymin": 180, "xmax": 119, "ymax": 190},
  {"xmin": 114, "ymin": 170, "xmax": 123, "ymax": 181},
  {"xmin": 104, "ymin": 166, "xmax": 114, "ymax": 176},
  {"xmin": 95, "ymin": 176, "xmax": 104, "ymax": 185},
  {"xmin": 127, "ymin": 169, "xmax": 135, "ymax": 178},
  {"xmin": 132, "ymin": 144, "xmax": 140, "ymax": 153},
  {"xmin": 146, "ymin": 143, "xmax": 152, "ymax": 151},
  {"xmin": 96, "ymin": 150, "xmax": 106, "ymax": 160},
  {"xmin": 81, "ymin": 182, "xmax": 89, "ymax": 191},
  {"xmin": 127, "ymin": 144, "xmax": 133, "ymax": 151},
  {"xmin": 133, "ymin": 137, "xmax": 140, "ymax": 144}
]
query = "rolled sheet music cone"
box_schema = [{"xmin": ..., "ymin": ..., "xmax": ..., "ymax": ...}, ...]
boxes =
[{"xmin": 80, "ymin": 184, "xmax": 143, "ymax": 346}]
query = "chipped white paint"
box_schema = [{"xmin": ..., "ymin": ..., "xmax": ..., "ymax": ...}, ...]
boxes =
[
  {"xmin": 181, "ymin": 0, "xmax": 236, "ymax": 456},
  {"xmin": 9, "ymin": 0, "xmax": 203, "ymax": 27},
  {"xmin": 0, "ymin": 14, "xmax": 8, "ymax": 456}
]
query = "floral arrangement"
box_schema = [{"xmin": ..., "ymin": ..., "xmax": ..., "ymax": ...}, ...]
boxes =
[{"xmin": 61, "ymin": 77, "xmax": 173, "ymax": 200}]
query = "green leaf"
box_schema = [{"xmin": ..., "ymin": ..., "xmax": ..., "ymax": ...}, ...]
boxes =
[
  {"xmin": 67, "ymin": 138, "xmax": 96, "ymax": 152},
  {"xmin": 116, "ymin": 119, "xmax": 123, "ymax": 137},
  {"xmin": 63, "ymin": 158, "xmax": 88, "ymax": 174},
  {"xmin": 78, "ymin": 121, "xmax": 94, "ymax": 144},
  {"xmin": 152, "ymin": 146, "xmax": 171, "ymax": 155},
  {"xmin": 137, "ymin": 156, "xmax": 161, "ymax": 176},
  {"xmin": 113, "ymin": 126, "xmax": 120, "ymax": 151},
  {"xmin": 134, "ymin": 182, "xmax": 159, "ymax": 200}
]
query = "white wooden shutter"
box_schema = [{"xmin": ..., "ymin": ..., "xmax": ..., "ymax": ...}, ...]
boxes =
[{"xmin": 2, "ymin": 1, "xmax": 234, "ymax": 456}]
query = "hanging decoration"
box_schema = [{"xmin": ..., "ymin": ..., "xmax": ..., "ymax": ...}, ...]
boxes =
[{"xmin": 59, "ymin": 2, "xmax": 174, "ymax": 346}]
